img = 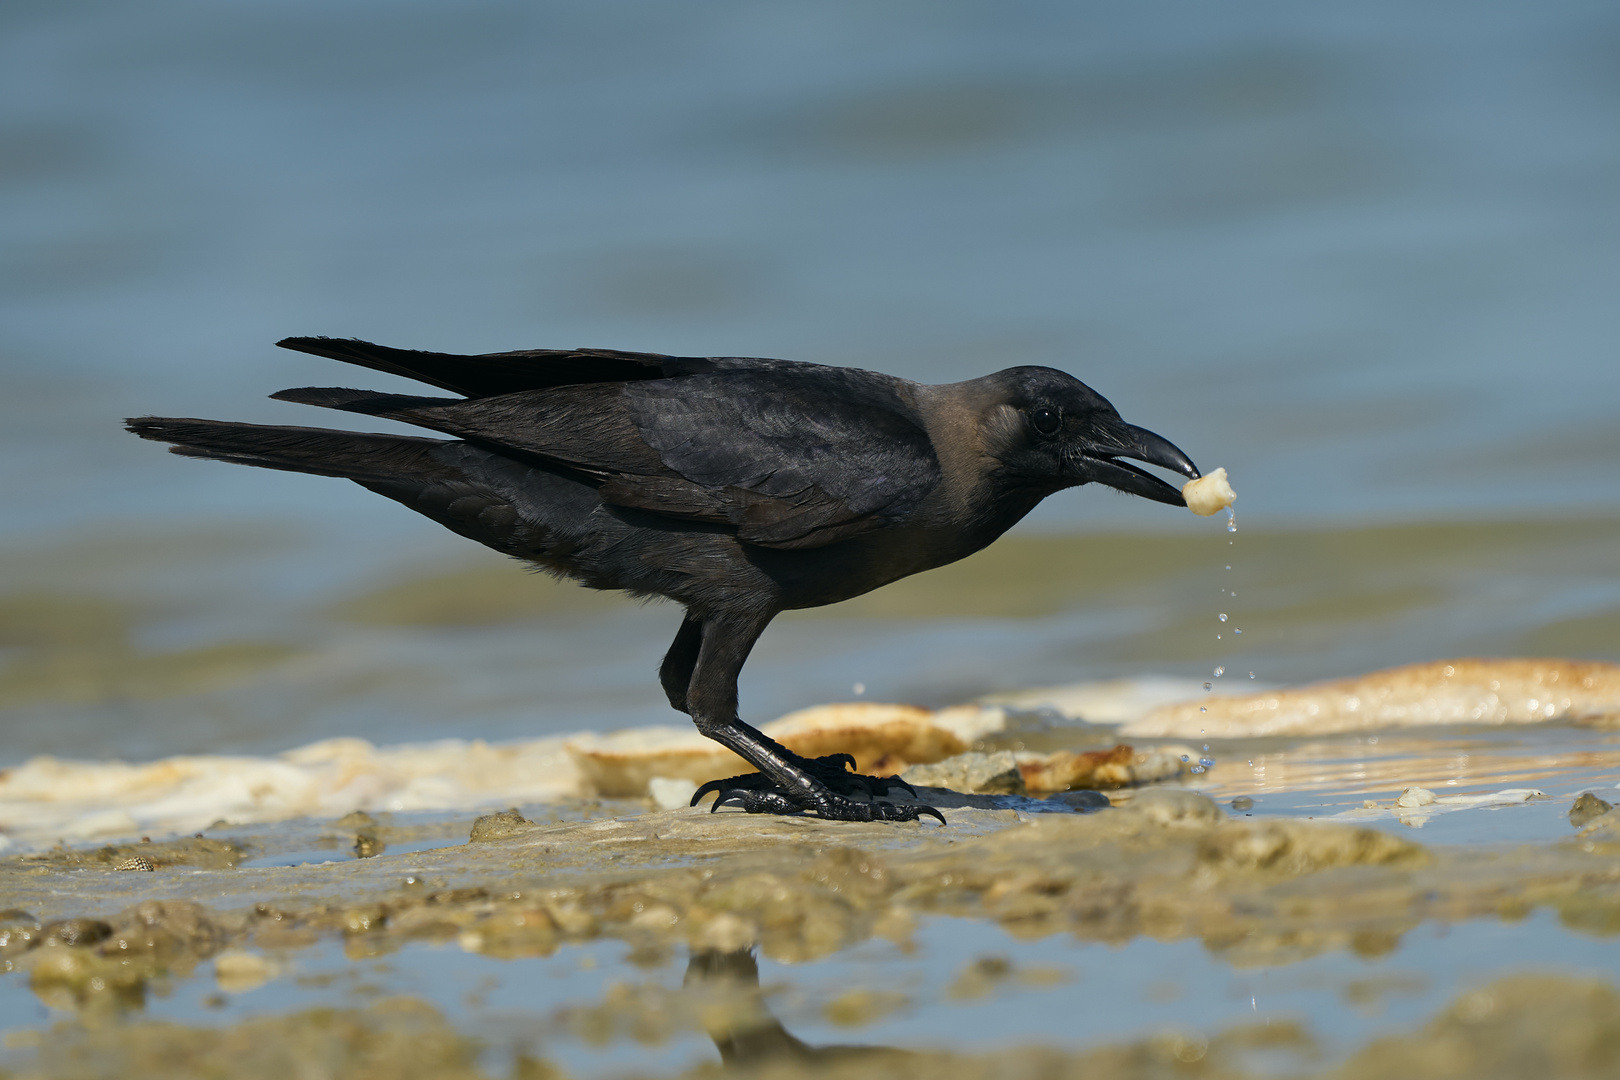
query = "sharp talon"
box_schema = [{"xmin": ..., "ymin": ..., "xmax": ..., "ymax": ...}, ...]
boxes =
[
  {"xmin": 691, "ymin": 778, "xmax": 727, "ymax": 806},
  {"xmin": 692, "ymin": 771, "xmax": 775, "ymax": 805},
  {"xmin": 917, "ymin": 805, "xmax": 947, "ymax": 825},
  {"xmin": 711, "ymin": 791, "xmax": 746, "ymax": 813},
  {"xmin": 885, "ymin": 775, "xmax": 916, "ymax": 797},
  {"xmin": 827, "ymin": 753, "xmax": 856, "ymax": 772}
]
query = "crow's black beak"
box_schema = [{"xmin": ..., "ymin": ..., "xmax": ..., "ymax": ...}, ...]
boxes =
[{"xmin": 1077, "ymin": 416, "xmax": 1200, "ymax": 507}]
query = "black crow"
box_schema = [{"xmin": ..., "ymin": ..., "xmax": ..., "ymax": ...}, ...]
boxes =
[{"xmin": 128, "ymin": 338, "xmax": 1201, "ymax": 824}]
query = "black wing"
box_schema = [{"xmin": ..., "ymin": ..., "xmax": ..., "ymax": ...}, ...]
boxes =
[
  {"xmin": 611, "ymin": 367, "xmax": 941, "ymax": 547},
  {"xmin": 276, "ymin": 336, "xmax": 789, "ymax": 398},
  {"xmin": 278, "ymin": 362, "xmax": 941, "ymax": 549}
]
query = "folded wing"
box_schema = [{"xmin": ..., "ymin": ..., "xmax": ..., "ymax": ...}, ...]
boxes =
[{"xmin": 277, "ymin": 360, "xmax": 940, "ymax": 549}]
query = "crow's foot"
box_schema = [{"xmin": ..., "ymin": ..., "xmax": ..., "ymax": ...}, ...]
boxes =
[
  {"xmin": 690, "ymin": 752, "xmax": 913, "ymax": 808},
  {"xmin": 711, "ymin": 786, "xmax": 945, "ymax": 824}
]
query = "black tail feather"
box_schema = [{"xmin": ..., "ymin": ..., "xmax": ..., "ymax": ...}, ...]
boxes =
[
  {"xmin": 274, "ymin": 336, "xmax": 676, "ymax": 398},
  {"xmin": 125, "ymin": 417, "xmax": 457, "ymax": 484},
  {"xmin": 269, "ymin": 386, "xmax": 460, "ymax": 415}
]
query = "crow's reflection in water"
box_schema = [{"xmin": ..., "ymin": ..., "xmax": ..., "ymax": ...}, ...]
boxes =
[{"xmin": 683, "ymin": 949, "xmax": 911, "ymax": 1068}]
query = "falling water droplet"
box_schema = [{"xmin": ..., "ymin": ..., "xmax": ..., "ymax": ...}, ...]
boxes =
[
  {"xmin": 1199, "ymin": 706, "xmax": 1207, "ymax": 713},
  {"xmin": 1247, "ymin": 759, "xmax": 1254, "ymax": 767},
  {"xmin": 1233, "ymin": 628, "xmax": 1242, "ymax": 635},
  {"xmin": 1203, "ymin": 681, "xmax": 1212, "ymax": 691},
  {"xmin": 852, "ymin": 682, "xmax": 865, "ymax": 696},
  {"xmin": 1248, "ymin": 671, "xmax": 1256, "ymax": 679},
  {"xmin": 1214, "ymin": 666, "xmax": 1225, "ymax": 677},
  {"xmin": 1225, "ymin": 508, "xmax": 1237, "ymax": 533},
  {"xmin": 1218, "ymin": 613, "xmax": 1228, "ymax": 623},
  {"xmin": 1225, "ymin": 565, "xmax": 1231, "ymax": 571},
  {"xmin": 1181, "ymin": 755, "xmax": 1190, "ymax": 762}
]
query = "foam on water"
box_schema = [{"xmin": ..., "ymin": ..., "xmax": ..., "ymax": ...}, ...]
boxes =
[
  {"xmin": 4, "ymin": 661, "xmax": 1617, "ymax": 853},
  {"xmin": 0, "ymin": 735, "xmax": 579, "ymax": 852}
]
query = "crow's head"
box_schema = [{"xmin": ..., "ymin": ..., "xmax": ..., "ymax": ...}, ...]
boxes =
[{"xmin": 973, "ymin": 366, "xmax": 1199, "ymax": 506}]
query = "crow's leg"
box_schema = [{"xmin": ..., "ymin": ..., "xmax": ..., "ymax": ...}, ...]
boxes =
[
  {"xmin": 660, "ymin": 613, "xmax": 703, "ymax": 713},
  {"xmin": 669, "ymin": 614, "xmax": 914, "ymax": 805},
  {"xmin": 683, "ymin": 612, "xmax": 943, "ymax": 825}
]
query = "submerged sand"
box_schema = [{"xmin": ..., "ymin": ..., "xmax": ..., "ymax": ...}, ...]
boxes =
[
  {"xmin": 3, "ymin": 789, "xmax": 1620, "ymax": 1077},
  {"xmin": 3, "ymin": 657, "xmax": 1620, "ymax": 1078}
]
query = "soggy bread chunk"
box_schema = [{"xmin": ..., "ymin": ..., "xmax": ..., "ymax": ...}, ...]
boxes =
[{"xmin": 1181, "ymin": 467, "xmax": 1235, "ymax": 516}]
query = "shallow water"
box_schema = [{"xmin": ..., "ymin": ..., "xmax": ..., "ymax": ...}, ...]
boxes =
[
  {"xmin": 4, "ymin": 785, "xmax": 1620, "ymax": 1079},
  {"xmin": 6, "ymin": 906, "xmax": 1619, "ymax": 1078},
  {"xmin": 3, "ymin": 1, "xmax": 1619, "ymax": 1076}
]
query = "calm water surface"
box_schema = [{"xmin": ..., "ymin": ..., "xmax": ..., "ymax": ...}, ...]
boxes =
[{"xmin": 1, "ymin": 5, "xmax": 1617, "ymax": 1070}]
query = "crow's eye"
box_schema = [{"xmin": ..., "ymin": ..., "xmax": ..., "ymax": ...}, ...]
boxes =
[{"xmin": 1031, "ymin": 406, "xmax": 1061, "ymax": 436}]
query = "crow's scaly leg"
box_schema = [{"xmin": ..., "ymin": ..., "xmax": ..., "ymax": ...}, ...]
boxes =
[{"xmin": 682, "ymin": 612, "xmax": 943, "ymax": 825}]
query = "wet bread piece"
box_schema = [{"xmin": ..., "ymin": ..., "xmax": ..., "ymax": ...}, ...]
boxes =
[{"xmin": 1182, "ymin": 467, "xmax": 1235, "ymax": 516}]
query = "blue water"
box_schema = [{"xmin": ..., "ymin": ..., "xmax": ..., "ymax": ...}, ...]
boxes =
[
  {"xmin": 4, "ymin": 910, "xmax": 1615, "ymax": 1075},
  {"xmin": 5, "ymin": 0, "xmax": 1618, "ymax": 538}
]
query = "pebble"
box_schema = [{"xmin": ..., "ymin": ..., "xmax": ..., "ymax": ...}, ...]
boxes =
[
  {"xmin": 648, "ymin": 776, "xmax": 699, "ymax": 810},
  {"xmin": 903, "ymin": 751, "xmax": 1025, "ymax": 795},
  {"xmin": 1570, "ymin": 792, "xmax": 1614, "ymax": 829},
  {"xmin": 468, "ymin": 808, "xmax": 536, "ymax": 843},
  {"xmin": 213, "ymin": 950, "xmax": 277, "ymax": 994},
  {"xmin": 1124, "ymin": 788, "xmax": 1222, "ymax": 825},
  {"xmin": 1044, "ymin": 789, "xmax": 1111, "ymax": 811},
  {"xmin": 1396, "ymin": 787, "xmax": 1437, "ymax": 808}
]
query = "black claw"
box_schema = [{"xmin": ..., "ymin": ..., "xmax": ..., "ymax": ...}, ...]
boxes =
[
  {"xmin": 712, "ymin": 789, "xmax": 802, "ymax": 815},
  {"xmin": 691, "ymin": 777, "xmax": 731, "ymax": 806},
  {"xmin": 881, "ymin": 774, "xmax": 916, "ymax": 797},
  {"xmin": 691, "ymin": 771, "xmax": 774, "ymax": 806},
  {"xmin": 689, "ymin": 755, "xmax": 941, "ymax": 825}
]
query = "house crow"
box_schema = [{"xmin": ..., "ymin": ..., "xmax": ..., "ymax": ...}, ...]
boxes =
[{"xmin": 128, "ymin": 338, "xmax": 1201, "ymax": 824}]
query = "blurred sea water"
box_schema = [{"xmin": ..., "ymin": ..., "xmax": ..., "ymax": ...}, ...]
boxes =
[{"xmin": 1, "ymin": 0, "xmax": 1618, "ymax": 762}]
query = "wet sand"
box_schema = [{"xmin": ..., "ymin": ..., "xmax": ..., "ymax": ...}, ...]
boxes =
[{"xmin": 4, "ymin": 663, "xmax": 1620, "ymax": 1079}]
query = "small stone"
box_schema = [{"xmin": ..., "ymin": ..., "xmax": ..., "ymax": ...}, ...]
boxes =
[
  {"xmin": 1125, "ymin": 788, "xmax": 1222, "ymax": 825},
  {"xmin": 213, "ymin": 950, "xmax": 277, "ymax": 994},
  {"xmin": 115, "ymin": 856, "xmax": 155, "ymax": 872},
  {"xmin": 1230, "ymin": 796, "xmax": 1255, "ymax": 811},
  {"xmin": 1569, "ymin": 792, "xmax": 1614, "ymax": 829},
  {"xmin": 468, "ymin": 808, "xmax": 535, "ymax": 842},
  {"xmin": 39, "ymin": 918, "xmax": 113, "ymax": 948},
  {"xmin": 648, "ymin": 776, "xmax": 698, "ymax": 810},
  {"xmin": 1045, "ymin": 790, "xmax": 1111, "ymax": 811},
  {"xmin": 352, "ymin": 831, "xmax": 384, "ymax": 858},
  {"xmin": 1396, "ymin": 786, "xmax": 1437, "ymax": 808},
  {"xmin": 902, "ymin": 751, "xmax": 1025, "ymax": 795}
]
